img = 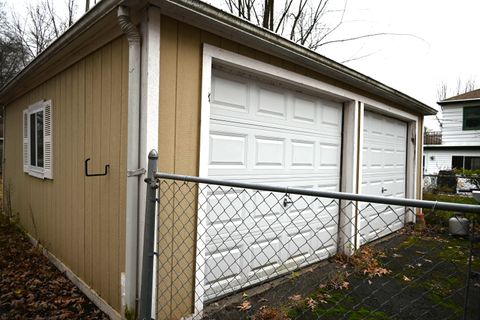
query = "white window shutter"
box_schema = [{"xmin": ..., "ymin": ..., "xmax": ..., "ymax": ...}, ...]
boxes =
[
  {"xmin": 23, "ymin": 109, "xmax": 29, "ymax": 173},
  {"xmin": 43, "ymin": 100, "xmax": 53, "ymax": 179}
]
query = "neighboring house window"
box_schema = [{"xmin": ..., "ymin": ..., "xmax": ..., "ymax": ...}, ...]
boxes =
[
  {"xmin": 452, "ymin": 155, "xmax": 480, "ymax": 170},
  {"xmin": 23, "ymin": 100, "xmax": 53, "ymax": 179},
  {"xmin": 463, "ymin": 106, "xmax": 480, "ymax": 130}
]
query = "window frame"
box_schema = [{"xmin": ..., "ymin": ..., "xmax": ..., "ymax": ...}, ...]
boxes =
[
  {"xmin": 463, "ymin": 106, "xmax": 480, "ymax": 131},
  {"xmin": 23, "ymin": 100, "xmax": 53, "ymax": 179},
  {"xmin": 451, "ymin": 155, "xmax": 480, "ymax": 171}
]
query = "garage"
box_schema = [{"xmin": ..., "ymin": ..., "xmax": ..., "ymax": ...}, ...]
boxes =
[
  {"xmin": 359, "ymin": 111, "xmax": 407, "ymax": 244},
  {"xmin": 202, "ymin": 67, "xmax": 343, "ymax": 300}
]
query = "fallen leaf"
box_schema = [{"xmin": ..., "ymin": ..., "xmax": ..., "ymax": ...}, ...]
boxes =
[
  {"xmin": 368, "ymin": 280, "xmax": 372, "ymax": 285},
  {"xmin": 288, "ymin": 294, "xmax": 302, "ymax": 302},
  {"xmin": 317, "ymin": 293, "xmax": 330, "ymax": 304},
  {"xmin": 403, "ymin": 275, "xmax": 412, "ymax": 282},
  {"xmin": 237, "ymin": 300, "xmax": 251, "ymax": 311},
  {"xmin": 306, "ymin": 297, "xmax": 317, "ymax": 311}
]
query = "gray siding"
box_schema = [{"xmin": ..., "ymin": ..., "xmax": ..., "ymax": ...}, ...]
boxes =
[
  {"xmin": 442, "ymin": 105, "xmax": 480, "ymax": 146},
  {"xmin": 424, "ymin": 149, "xmax": 480, "ymax": 174}
]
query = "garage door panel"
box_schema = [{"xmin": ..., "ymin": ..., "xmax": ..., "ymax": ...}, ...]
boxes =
[
  {"xmin": 319, "ymin": 143, "xmax": 341, "ymax": 167},
  {"xmin": 291, "ymin": 140, "xmax": 315, "ymax": 167},
  {"xmin": 209, "ymin": 121, "xmax": 341, "ymax": 177},
  {"xmin": 211, "ymin": 69, "xmax": 342, "ymax": 137},
  {"xmin": 203, "ymin": 70, "xmax": 342, "ymax": 300},
  {"xmin": 321, "ymin": 101, "xmax": 343, "ymax": 127},
  {"xmin": 361, "ymin": 111, "xmax": 407, "ymax": 244},
  {"xmin": 254, "ymin": 136, "xmax": 286, "ymax": 168},
  {"xmin": 257, "ymin": 86, "xmax": 287, "ymax": 118},
  {"xmin": 293, "ymin": 97, "xmax": 316, "ymax": 123},
  {"xmin": 211, "ymin": 73, "xmax": 249, "ymax": 112},
  {"xmin": 209, "ymin": 132, "xmax": 247, "ymax": 168}
]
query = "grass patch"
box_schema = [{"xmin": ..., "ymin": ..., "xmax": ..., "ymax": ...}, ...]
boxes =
[{"xmin": 422, "ymin": 193, "xmax": 479, "ymax": 230}]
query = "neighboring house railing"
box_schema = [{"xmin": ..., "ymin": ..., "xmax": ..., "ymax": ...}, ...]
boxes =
[
  {"xmin": 424, "ymin": 131, "xmax": 442, "ymax": 145},
  {"xmin": 139, "ymin": 150, "xmax": 480, "ymax": 320}
]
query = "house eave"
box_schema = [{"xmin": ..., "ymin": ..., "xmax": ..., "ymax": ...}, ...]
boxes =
[
  {"xmin": 438, "ymin": 98, "xmax": 480, "ymax": 106},
  {"xmin": 0, "ymin": 0, "xmax": 122, "ymax": 105},
  {"xmin": 424, "ymin": 145, "xmax": 480, "ymax": 150},
  {"xmin": 150, "ymin": 0, "xmax": 436, "ymax": 116}
]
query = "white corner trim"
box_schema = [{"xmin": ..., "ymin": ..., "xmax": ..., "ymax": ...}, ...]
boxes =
[
  {"xmin": 138, "ymin": 5, "xmax": 161, "ymax": 317},
  {"xmin": 23, "ymin": 231, "xmax": 121, "ymax": 320}
]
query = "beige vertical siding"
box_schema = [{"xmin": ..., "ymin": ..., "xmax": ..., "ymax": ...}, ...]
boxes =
[{"xmin": 4, "ymin": 36, "xmax": 128, "ymax": 312}]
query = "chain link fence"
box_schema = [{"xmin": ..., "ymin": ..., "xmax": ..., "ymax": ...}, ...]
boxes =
[
  {"xmin": 139, "ymin": 154, "xmax": 480, "ymax": 320},
  {"xmin": 423, "ymin": 173, "xmax": 478, "ymax": 194}
]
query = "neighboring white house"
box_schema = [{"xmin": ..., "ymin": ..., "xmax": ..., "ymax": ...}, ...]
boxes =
[{"xmin": 424, "ymin": 89, "xmax": 480, "ymax": 175}]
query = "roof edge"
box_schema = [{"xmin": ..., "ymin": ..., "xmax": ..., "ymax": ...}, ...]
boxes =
[
  {"xmin": 153, "ymin": 0, "xmax": 436, "ymax": 115},
  {"xmin": 438, "ymin": 97, "xmax": 480, "ymax": 105},
  {"xmin": 0, "ymin": 0, "xmax": 119, "ymax": 102}
]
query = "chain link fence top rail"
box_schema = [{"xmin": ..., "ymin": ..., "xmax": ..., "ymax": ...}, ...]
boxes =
[{"xmin": 149, "ymin": 173, "xmax": 480, "ymax": 320}]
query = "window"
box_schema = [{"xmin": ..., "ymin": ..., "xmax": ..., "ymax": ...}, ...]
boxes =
[
  {"xmin": 451, "ymin": 155, "xmax": 480, "ymax": 170},
  {"xmin": 463, "ymin": 106, "xmax": 480, "ymax": 130},
  {"xmin": 23, "ymin": 100, "xmax": 53, "ymax": 179}
]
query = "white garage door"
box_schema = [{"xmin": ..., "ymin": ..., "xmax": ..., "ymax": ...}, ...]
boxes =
[
  {"xmin": 201, "ymin": 68, "xmax": 343, "ymax": 300},
  {"xmin": 360, "ymin": 111, "xmax": 407, "ymax": 244}
]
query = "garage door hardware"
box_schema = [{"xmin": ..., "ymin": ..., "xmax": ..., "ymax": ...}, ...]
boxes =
[{"xmin": 283, "ymin": 194, "xmax": 293, "ymax": 207}]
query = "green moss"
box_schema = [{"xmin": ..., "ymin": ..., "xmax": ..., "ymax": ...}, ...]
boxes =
[
  {"xmin": 284, "ymin": 287, "xmax": 389, "ymax": 320},
  {"xmin": 124, "ymin": 306, "xmax": 135, "ymax": 320},
  {"xmin": 398, "ymin": 236, "xmax": 417, "ymax": 248},
  {"xmin": 347, "ymin": 307, "xmax": 390, "ymax": 320},
  {"xmin": 427, "ymin": 292, "xmax": 462, "ymax": 314}
]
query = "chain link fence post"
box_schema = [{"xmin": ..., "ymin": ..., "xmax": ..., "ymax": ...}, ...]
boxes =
[{"xmin": 138, "ymin": 150, "xmax": 158, "ymax": 320}]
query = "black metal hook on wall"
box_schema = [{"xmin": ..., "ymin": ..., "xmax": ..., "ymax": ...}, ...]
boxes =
[{"xmin": 85, "ymin": 158, "xmax": 110, "ymax": 177}]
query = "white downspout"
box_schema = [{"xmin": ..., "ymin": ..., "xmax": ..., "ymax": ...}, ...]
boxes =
[{"xmin": 117, "ymin": 6, "xmax": 141, "ymax": 317}]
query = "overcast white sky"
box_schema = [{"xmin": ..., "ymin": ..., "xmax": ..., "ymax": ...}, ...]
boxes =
[
  {"xmin": 6, "ymin": 0, "xmax": 480, "ymax": 129},
  {"xmin": 317, "ymin": 0, "xmax": 480, "ymax": 129}
]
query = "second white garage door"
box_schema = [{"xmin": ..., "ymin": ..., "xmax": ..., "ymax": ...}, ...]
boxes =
[
  {"xmin": 202, "ymin": 68, "xmax": 343, "ymax": 300},
  {"xmin": 360, "ymin": 111, "xmax": 407, "ymax": 244}
]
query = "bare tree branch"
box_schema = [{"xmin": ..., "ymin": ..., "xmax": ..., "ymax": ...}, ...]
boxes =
[
  {"xmin": 341, "ymin": 50, "xmax": 379, "ymax": 64},
  {"xmin": 0, "ymin": 0, "xmax": 80, "ymax": 87},
  {"xmin": 318, "ymin": 32, "xmax": 426, "ymax": 47}
]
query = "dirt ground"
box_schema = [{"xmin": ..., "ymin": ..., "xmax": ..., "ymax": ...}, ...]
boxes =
[
  {"xmin": 203, "ymin": 229, "xmax": 480, "ymax": 320},
  {"xmin": 0, "ymin": 214, "xmax": 108, "ymax": 320}
]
